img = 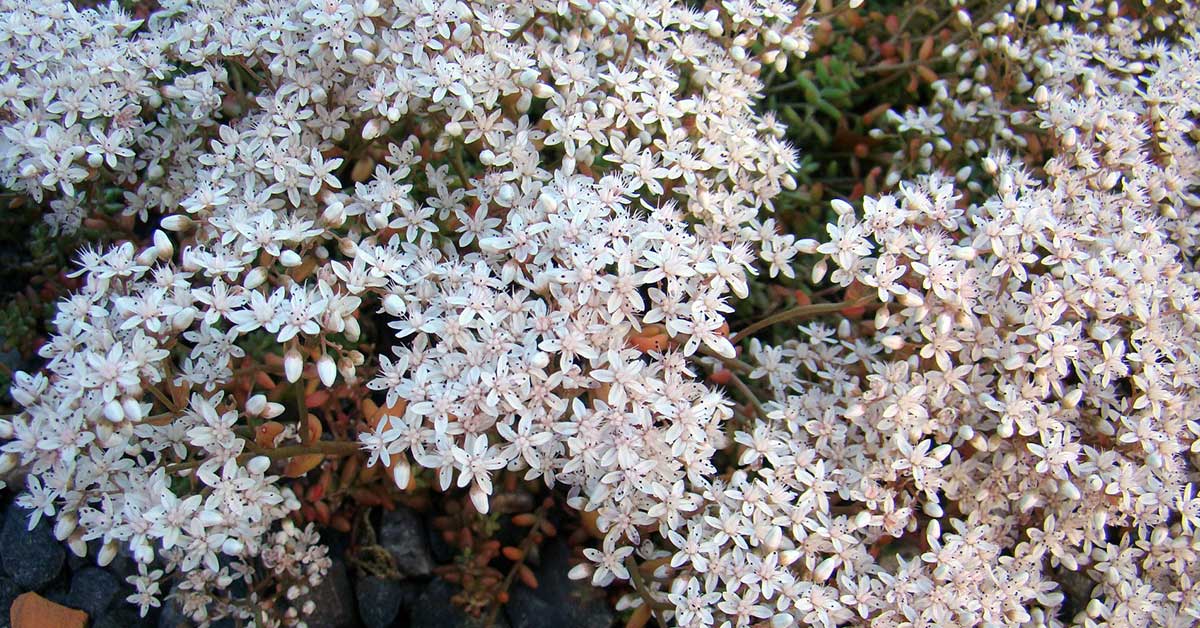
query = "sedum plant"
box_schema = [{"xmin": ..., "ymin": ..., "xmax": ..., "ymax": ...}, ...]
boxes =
[{"xmin": 0, "ymin": 0, "xmax": 1198, "ymax": 627}]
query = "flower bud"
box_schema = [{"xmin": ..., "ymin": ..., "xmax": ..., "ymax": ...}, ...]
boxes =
[
  {"xmin": 98, "ymin": 540, "xmax": 119, "ymax": 566},
  {"xmin": 54, "ymin": 512, "xmax": 77, "ymax": 541},
  {"xmin": 246, "ymin": 394, "xmax": 268, "ymax": 416},
  {"xmin": 244, "ymin": 266, "xmax": 268, "ymax": 289},
  {"xmin": 383, "ymin": 293, "xmax": 405, "ymax": 316},
  {"xmin": 392, "ymin": 457, "xmax": 411, "ymax": 489},
  {"xmin": 322, "ymin": 201, "xmax": 346, "ymax": 227},
  {"xmin": 160, "ymin": 214, "xmax": 194, "ymax": 232},
  {"xmin": 0, "ymin": 453, "xmax": 16, "ymax": 476},
  {"xmin": 317, "ymin": 353, "xmax": 337, "ymax": 387},
  {"xmin": 122, "ymin": 398, "xmax": 144, "ymax": 421},
  {"xmin": 103, "ymin": 398, "xmax": 125, "ymax": 422},
  {"xmin": 279, "ymin": 249, "xmax": 303, "ymax": 267},
  {"xmin": 362, "ymin": 118, "xmax": 388, "ymax": 140},
  {"xmin": 221, "ymin": 537, "xmax": 245, "ymax": 556},
  {"xmin": 284, "ymin": 348, "xmax": 303, "ymax": 383},
  {"xmin": 172, "ymin": 307, "xmax": 196, "ymax": 331},
  {"xmin": 452, "ymin": 22, "xmax": 472, "ymax": 43}
]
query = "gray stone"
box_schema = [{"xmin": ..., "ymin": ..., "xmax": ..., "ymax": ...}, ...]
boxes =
[
  {"xmin": 91, "ymin": 606, "xmax": 148, "ymax": 628},
  {"xmin": 378, "ymin": 506, "xmax": 433, "ymax": 578},
  {"xmin": 156, "ymin": 594, "xmax": 189, "ymax": 628},
  {"xmin": 303, "ymin": 558, "xmax": 360, "ymax": 628},
  {"xmin": 354, "ymin": 576, "xmax": 404, "ymax": 628},
  {"xmin": 410, "ymin": 578, "xmax": 507, "ymax": 628},
  {"xmin": 0, "ymin": 577, "xmax": 19, "ymax": 628},
  {"xmin": 0, "ymin": 504, "xmax": 65, "ymax": 590},
  {"xmin": 66, "ymin": 566, "xmax": 120, "ymax": 616}
]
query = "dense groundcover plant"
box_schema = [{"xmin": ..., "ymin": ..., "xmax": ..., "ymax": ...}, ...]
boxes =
[{"xmin": 0, "ymin": 0, "xmax": 1198, "ymax": 627}]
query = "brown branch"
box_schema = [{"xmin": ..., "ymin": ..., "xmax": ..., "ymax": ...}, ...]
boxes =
[
  {"xmin": 730, "ymin": 296, "xmax": 874, "ymax": 345},
  {"xmin": 164, "ymin": 440, "xmax": 361, "ymax": 474}
]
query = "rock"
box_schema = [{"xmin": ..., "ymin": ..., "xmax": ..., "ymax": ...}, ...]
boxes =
[
  {"xmin": 0, "ymin": 506, "xmax": 65, "ymax": 590},
  {"xmin": 426, "ymin": 522, "xmax": 454, "ymax": 564},
  {"xmin": 90, "ymin": 606, "xmax": 144, "ymax": 628},
  {"xmin": 0, "ymin": 577, "xmax": 19, "ymax": 628},
  {"xmin": 353, "ymin": 576, "xmax": 404, "ymax": 628},
  {"xmin": 302, "ymin": 558, "xmax": 359, "ymax": 628},
  {"xmin": 410, "ymin": 578, "xmax": 506, "ymax": 628},
  {"xmin": 156, "ymin": 594, "xmax": 188, "ymax": 628},
  {"xmin": 65, "ymin": 567, "xmax": 119, "ymax": 617},
  {"xmin": 9, "ymin": 592, "xmax": 87, "ymax": 628},
  {"xmin": 504, "ymin": 538, "xmax": 612, "ymax": 628},
  {"xmin": 378, "ymin": 506, "xmax": 432, "ymax": 578}
]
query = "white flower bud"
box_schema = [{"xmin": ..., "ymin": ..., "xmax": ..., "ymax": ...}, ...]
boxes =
[
  {"xmin": 362, "ymin": 118, "xmax": 388, "ymax": 140},
  {"xmin": 452, "ymin": 22, "xmax": 472, "ymax": 43},
  {"xmin": 103, "ymin": 398, "xmax": 125, "ymax": 422},
  {"xmin": 517, "ymin": 69, "xmax": 540, "ymax": 88},
  {"xmin": 0, "ymin": 453, "xmax": 16, "ymax": 476},
  {"xmin": 54, "ymin": 512, "xmax": 78, "ymax": 541},
  {"xmin": 246, "ymin": 394, "xmax": 268, "ymax": 416},
  {"xmin": 279, "ymin": 249, "xmax": 303, "ymax": 267},
  {"xmin": 811, "ymin": 258, "xmax": 827, "ymax": 283},
  {"xmin": 160, "ymin": 215, "xmax": 194, "ymax": 232},
  {"xmin": 317, "ymin": 353, "xmax": 337, "ymax": 387},
  {"xmin": 568, "ymin": 563, "xmax": 592, "ymax": 581},
  {"xmin": 392, "ymin": 457, "xmax": 411, "ymax": 489},
  {"xmin": 445, "ymin": 121, "xmax": 463, "ymax": 137},
  {"xmin": 244, "ymin": 266, "xmax": 268, "ymax": 289},
  {"xmin": 532, "ymin": 83, "xmax": 555, "ymax": 99},
  {"xmin": 135, "ymin": 247, "xmax": 158, "ymax": 267},
  {"xmin": 98, "ymin": 540, "xmax": 119, "ymax": 566},
  {"xmin": 122, "ymin": 398, "xmax": 144, "ymax": 421},
  {"xmin": 468, "ymin": 484, "xmax": 490, "ymax": 514},
  {"xmin": 383, "ymin": 293, "xmax": 405, "ymax": 316},
  {"xmin": 152, "ymin": 230, "xmax": 174, "ymax": 260},
  {"xmin": 496, "ymin": 183, "xmax": 516, "ymax": 205},
  {"xmin": 263, "ymin": 402, "xmax": 286, "ymax": 420},
  {"xmin": 66, "ymin": 532, "xmax": 87, "ymax": 559},
  {"xmin": 351, "ymin": 48, "xmax": 375, "ymax": 65},
  {"xmin": 284, "ymin": 348, "xmax": 303, "ymax": 383},
  {"xmin": 813, "ymin": 556, "xmax": 838, "ymax": 581},
  {"xmin": 221, "ymin": 537, "xmax": 245, "ymax": 556},
  {"xmin": 344, "ymin": 316, "xmax": 361, "ymax": 342},
  {"xmin": 322, "ymin": 201, "xmax": 346, "ymax": 227}
]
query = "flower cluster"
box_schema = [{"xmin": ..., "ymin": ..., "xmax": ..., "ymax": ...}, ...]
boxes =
[
  {"xmin": 0, "ymin": 0, "xmax": 813, "ymax": 624},
  {"xmin": 729, "ymin": 22, "xmax": 1200, "ymax": 628},
  {"xmin": 1, "ymin": 0, "xmax": 1198, "ymax": 626}
]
